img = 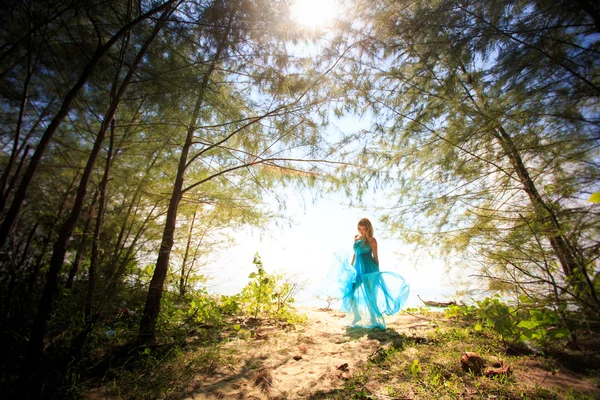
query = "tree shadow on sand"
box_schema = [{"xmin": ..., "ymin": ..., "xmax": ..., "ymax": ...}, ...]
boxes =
[
  {"xmin": 342, "ymin": 325, "xmax": 430, "ymax": 349},
  {"xmin": 306, "ymin": 326, "xmax": 432, "ymax": 400}
]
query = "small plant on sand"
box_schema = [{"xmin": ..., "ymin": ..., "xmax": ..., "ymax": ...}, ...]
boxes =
[
  {"xmin": 315, "ymin": 294, "xmax": 339, "ymax": 310},
  {"xmin": 237, "ymin": 252, "xmax": 306, "ymax": 323},
  {"xmin": 247, "ymin": 253, "xmax": 270, "ymax": 319}
]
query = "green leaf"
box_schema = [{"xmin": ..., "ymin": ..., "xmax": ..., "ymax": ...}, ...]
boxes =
[
  {"xmin": 546, "ymin": 328, "xmax": 569, "ymax": 339},
  {"xmin": 518, "ymin": 295, "xmax": 531, "ymax": 304},
  {"xmin": 248, "ymin": 272, "xmax": 257, "ymax": 278},
  {"xmin": 520, "ymin": 331, "xmax": 534, "ymax": 340},
  {"xmin": 144, "ymin": 348, "xmax": 151, "ymax": 355},
  {"xmin": 589, "ymin": 192, "xmax": 600, "ymax": 203},
  {"xmin": 517, "ymin": 320, "xmax": 535, "ymax": 329},
  {"xmin": 410, "ymin": 359, "xmax": 421, "ymax": 377},
  {"xmin": 530, "ymin": 310, "xmax": 544, "ymax": 321},
  {"xmin": 474, "ymin": 323, "xmax": 482, "ymax": 331}
]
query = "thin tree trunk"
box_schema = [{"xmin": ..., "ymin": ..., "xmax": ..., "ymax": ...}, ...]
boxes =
[
  {"xmin": 0, "ymin": 145, "xmax": 30, "ymax": 216},
  {"xmin": 179, "ymin": 207, "xmax": 197, "ymax": 297},
  {"xmin": 112, "ymin": 149, "xmax": 160, "ymax": 263},
  {"xmin": 86, "ymin": 120, "xmax": 115, "ymax": 321},
  {"xmin": 85, "ymin": 19, "xmax": 128, "ymax": 314},
  {"xmin": 137, "ymin": 104, "xmax": 201, "ymax": 343},
  {"xmin": 184, "ymin": 213, "xmax": 218, "ymax": 290},
  {"xmin": 493, "ymin": 125, "xmax": 599, "ymax": 308},
  {"xmin": 25, "ymin": 234, "xmax": 49, "ymax": 299},
  {"xmin": 138, "ymin": 18, "xmax": 232, "ymax": 342},
  {"xmin": 22, "ymin": 170, "xmax": 80, "ymax": 297},
  {"xmin": 65, "ymin": 189, "xmax": 99, "ymax": 289},
  {"xmin": 96, "ymin": 202, "xmax": 160, "ymax": 322},
  {"xmin": 0, "ymin": 45, "xmax": 35, "ymax": 212},
  {"xmin": 15, "ymin": 97, "xmax": 57, "ymax": 158},
  {"xmin": 1, "ymin": 96, "xmax": 56, "ymax": 211}
]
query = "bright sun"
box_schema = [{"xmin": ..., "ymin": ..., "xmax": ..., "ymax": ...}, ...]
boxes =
[{"xmin": 291, "ymin": 0, "xmax": 338, "ymax": 28}]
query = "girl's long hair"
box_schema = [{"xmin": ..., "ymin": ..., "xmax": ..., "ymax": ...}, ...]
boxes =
[{"xmin": 356, "ymin": 218, "xmax": 374, "ymax": 245}]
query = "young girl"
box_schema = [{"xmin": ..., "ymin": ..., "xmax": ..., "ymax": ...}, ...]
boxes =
[{"xmin": 339, "ymin": 218, "xmax": 409, "ymax": 330}]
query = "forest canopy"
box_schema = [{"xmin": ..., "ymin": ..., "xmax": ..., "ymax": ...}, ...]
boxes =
[{"xmin": 0, "ymin": 0, "xmax": 598, "ymax": 397}]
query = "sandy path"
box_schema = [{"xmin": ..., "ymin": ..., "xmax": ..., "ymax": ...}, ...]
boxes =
[{"xmin": 183, "ymin": 308, "xmax": 430, "ymax": 399}]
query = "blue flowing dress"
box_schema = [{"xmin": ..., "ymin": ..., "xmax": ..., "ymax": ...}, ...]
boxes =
[{"xmin": 338, "ymin": 238, "xmax": 410, "ymax": 330}]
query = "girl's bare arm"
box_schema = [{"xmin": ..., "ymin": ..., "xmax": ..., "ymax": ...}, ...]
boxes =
[{"xmin": 371, "ymin": 238, "xmax": 379, "ymax": 266}]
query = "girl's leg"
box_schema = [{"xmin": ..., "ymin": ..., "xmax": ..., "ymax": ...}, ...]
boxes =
[
  {"xmin": 350, "ymin": 283, "xmax": 362, "ymax": 324},
  {"xmin": 364, "ymin": 278, "xmax": 385, "ymax": 329}
]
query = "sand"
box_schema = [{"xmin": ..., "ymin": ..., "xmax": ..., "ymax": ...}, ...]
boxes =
[{"xmin": 182, "ymin": 307, "xmax": 431, "ymax": 399}]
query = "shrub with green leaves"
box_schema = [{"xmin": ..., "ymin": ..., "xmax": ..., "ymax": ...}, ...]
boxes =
[
  {"xmin": 445, "ymin": 295, "xmax": 570, "ymax": 347},
  {"xmin": 237, "ymin": 253, "xmax": 306, "ymax": 323},
  {"xmin": 156, "ymin": 287, "xmax": 223, "ymax": 341}
]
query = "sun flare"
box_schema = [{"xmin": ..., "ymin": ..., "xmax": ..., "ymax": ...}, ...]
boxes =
[{"xmin": 291, "ymin": 0, "xmax": 338, "ymax": 28}]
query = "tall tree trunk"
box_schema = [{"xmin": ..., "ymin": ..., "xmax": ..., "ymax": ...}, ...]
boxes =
[
  {"xmin": 86, "ymin": 120, "xmax": 115, "ymax": 321},
  {"xmin": 137, "ymin": 101, "xmax": 202, "ymax": 343},
  {"xmin": 493, "ymin": 125, "xmax": 599, "ymax": 310},
  {"xmin": 86, "ymin": 24, "xmax": 127, "ymax": 315},
  {"xmin": 24, "ymin": 6, "xmax": 175, "ymax": 371},
  {"xmin": 65, "ymin": 189, "xmax": 99, "ymax": 289},
  {"xmin": 0, "ymin": 0, "xmax": 177, "ymax": 250},
  {"xmin": 72, "ymin": 122, "xmax": 119, "ymax": 360},
  {"xmin": 138, "ymin": 19, "xmax": 232, "ymax": 342}
]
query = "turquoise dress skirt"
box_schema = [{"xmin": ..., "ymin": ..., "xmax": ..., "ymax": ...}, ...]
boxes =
[{"xmin": 336, "ymin": 239, "xmax": 410, "ymax": 330}]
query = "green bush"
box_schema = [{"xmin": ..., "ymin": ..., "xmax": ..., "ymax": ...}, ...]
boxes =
[
  {"xmin": 236, "ymin": 252, "xmax": 306, "ymax": 323},
  {"xmin": 445, "ymin": 295, "xmax": 570, "ymax": 346}
]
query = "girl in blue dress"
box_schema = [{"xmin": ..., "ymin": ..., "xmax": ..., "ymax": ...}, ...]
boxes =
[{"xmin": 339, "ymin": 218, "xmax": 410, "ymax": 330}]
